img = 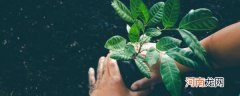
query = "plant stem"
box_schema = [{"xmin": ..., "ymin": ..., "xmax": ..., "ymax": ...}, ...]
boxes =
[
  {"xmin": 137, "ymin": 42, "xmax": 143, "ymax": 54},
  {"xmin": 137, "ymin": 24, "xmax": 148, "ymax": 54}
]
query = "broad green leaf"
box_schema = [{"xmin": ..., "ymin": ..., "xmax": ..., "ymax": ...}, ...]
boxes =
[
  {"xmin": 160, "ymin": 55, "xmax": 181, "ymax": 96},
  {"xmin": 156, "ymin": 36, "xmax": 182, "ymax": 51},
  {"xmin": 112, "ymin": 0, "xmax": 134, "ymax": 23},
  {"xmin": 136, "ymin": 20, "xmax": 144, "ymax": 31},
  {"xmin": 167, "ymin": 48, "xmax": 199, "ymax": 70},
  {"xmin": 162, "ymin": 0, "xmax": 180, "ymax": 28},
  {"xmin": 135, "ymin": 55, "xmax": 151, "ymax": 78},
  {"xmin": 130, "ymin": 0, "xmax": 150, "ymax": 23},
  {"xmin": 179, "ymin": 8, "xmax": 218, "ymax": 31},
  {"xmin": 124, "ymin": 44, "xmax": 136, "ymax": 56},
  {"xmin": 167, "ymin": 48, "xmax": 193, "ymax": 59},
  {"xmin": 148, "ymin": 2, "xmax": 165, "ymax": 26},
  {"xmin": 139, "ymin": 2, "xmax": 150, "ymax": 24},
  {"xmin": 111, "ymin": 44, "xmax": 136, "ymax": 60},
  {"xmin": 129, "ymin": 23, "xmax": 140, "ymax": 42},
  {"xmin": 139, "ymin": 34, "xmax": 151, "ymax": 44},
  {"xmin": 126, "ymin": 20, "xmax": 143, "ymax": 33},
  {"xmin": 146, "ymin": 47, "xmax": 160, "ymax": 67},
  {"xmin": 178, "ymin": 29, "xmax": 211, "ymax": 69},
  {"xmin": 104, "ymin": 35, "xmax": 127, "ymax": 51},
  {"xmin": 111, "ymin": 51, "xmax": 132, "ymax": 60},
  {"xmin": 130, "ymin": 0, "xmax": 139, "ymax": 18},
  {"xmin": 145, "ymin": 28, "xmax": 162, "ymax": 37}
]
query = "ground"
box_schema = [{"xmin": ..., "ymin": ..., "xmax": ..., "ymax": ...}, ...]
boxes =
[{"xmin": 0, "ymin": 0, "xmax": 240, "ymax": 96}]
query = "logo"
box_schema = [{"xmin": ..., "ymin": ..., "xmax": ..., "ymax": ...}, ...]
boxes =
[{"xmin": 185, "ymin": 77, "xmax": 224, "ymax": 88}]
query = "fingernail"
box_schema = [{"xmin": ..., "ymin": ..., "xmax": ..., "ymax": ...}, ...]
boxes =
[
  {"xmin": 100, "ymin": 56, "xmax": 104, "ymax": 59},
  {"xmin": 111, "ymin": 59, "xmax": 117, "ymax": 64},
  {"xmin": 100, "ymin": 56, "xmax": 105, "ymax": 61},
  {"xmin": 89, "ymin": 67, "xmax": 94, "ymax": 73}
]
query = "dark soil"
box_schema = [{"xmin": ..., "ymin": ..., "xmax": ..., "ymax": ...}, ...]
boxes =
[{"xmin": 0, "ymin": 0, "xmax": 240, "ymax": 96}]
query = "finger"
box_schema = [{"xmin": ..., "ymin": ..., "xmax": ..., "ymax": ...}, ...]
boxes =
[
  {"xmin": 97, "ymin": 56, "xmax": 105, "ymax": 80},
  {"xmin": 140, "ymin": 51, "xmax": 147, "ymax": 57},
  {"xmin": 108, "ymin": 59, "xmax": 121, "ymax": 77},
  {"xmin": 131, "ymin": 78, "xmax": 156, "ymax": 91},
  {"xmin": 88, "ymin": 67, "xmax": 96, "ymax": 90},
  {"xmin": 103, "ymin": 54, "xmax": 111, "ymax": 76},
  {"xmin": 131, "ymin": 61, "xmax": 161, "ymax": 91},
  {"xmin": 131, "ymin": 87, "xmax": 153, "ymax": 96}
]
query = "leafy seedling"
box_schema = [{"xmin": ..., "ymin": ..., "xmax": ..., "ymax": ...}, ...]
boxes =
[{"xmin": 105, "ymin": 0, "xmax": 218, "ymax": 96}]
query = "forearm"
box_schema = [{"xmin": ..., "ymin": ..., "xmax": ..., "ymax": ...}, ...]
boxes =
[
  {"xmin": 131, "ymin": 23, "xmax": 240, "ymax": 91},
  {"xmin": 201, "ymin": 22, "xmax": 240, "ymax": 69},
  {"xmin": 176, "ymin": 22, "xmax": 240, "ymax": 73}
]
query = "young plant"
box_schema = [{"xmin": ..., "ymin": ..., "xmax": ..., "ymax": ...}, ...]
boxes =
[{"xmin": 104, "ymin": 0, "xmax": 218, "ymax": 96}]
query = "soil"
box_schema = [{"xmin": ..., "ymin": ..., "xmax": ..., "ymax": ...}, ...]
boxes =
[{"xmin": 0, "ymin": 0, "xmax": 240, "ymax": 96}]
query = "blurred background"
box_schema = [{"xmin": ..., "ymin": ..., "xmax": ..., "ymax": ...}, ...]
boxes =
[{"xmin": 0, "ymin": 0, "xmax": 239, "ymax": 96}]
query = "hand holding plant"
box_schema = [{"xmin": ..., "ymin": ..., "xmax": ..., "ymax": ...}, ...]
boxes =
[
  {"xmin": 104, "ymin": 0, "xmax": 218, "ymax": 95},
  {"xmin": 89, "ymin": 55, "xmax": 150, "ymax": 96}
]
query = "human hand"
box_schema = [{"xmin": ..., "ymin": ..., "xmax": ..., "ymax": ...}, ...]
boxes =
[
  {"xmin": 131, "ymin": 43, "xmax": 191, "ymax": 91},
  {"xmin": 131, "ymin": 43, "xmax": 163, "ymax": 91},
  {"xmin": 89, "ymin": 54, "xmax": 150, "ymax": 96}
]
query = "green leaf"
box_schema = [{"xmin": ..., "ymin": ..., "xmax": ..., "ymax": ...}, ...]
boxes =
[
  {"xmin": 111, "ymin": 44, "xmax": 136, "ymax": 60},
  {"xmin": 162, "ymin": 0, "xmax": 180, "ymax": 28},
  {"xmin": 124, "ymin": 44, "xmax": 136, "ymax": 56},
  {"xmin": 112, "ymin": 0, "xmax": 134, "ymax": 23},
  {"xmin": 139, "ymin": 34, "xmax": 151, "ymax": 43},
  {"xmin": 126, "ymin": 20, "xmax": 143, "ymax": 33},
  {"xmin": 136, "ymin": 20, "xmax": 144, "ymax": 31},
  {"xmin": 140, "ymin": 34, "xmax": 151, "ymax": 43},
  {"xmin": 167, "ymin": 48, "xmax": 199, "ymax": 70},
  {"xmin": 160, "ymin": 55, "xmax": 181, "ymax": 96},
  {"xmin": 148, "ymin": 2, "xmax": 165, "ymax": 26},
  {"xmin": 104, "ymin": 35, "xmax": 127, "ymax": 51},
  {"xmin": 135, "ymin": 55, "xmax": 151, "ymax": 78},
  {"xmin": 130, "ymin": 0, "xmax": 150, "ymax": 23},
  {"xmin": 156, "ymin": 36, "xmax": 182, "ymax": 51},
  {"xmin": 146, "ymin": 48, "xmax": 160, "ymax": 67},
  {"xmin": 111, "ymin": 51, "xmax": 133, "ymax": 60},
  {"xmin": 145, "ymin": 28, "xmax": 162, "ymax": 37},
  {"xmin": 130, "ymin": 0, "xmax": 139, "ymax": 18},
  {"xmin": 179, "ymin": 8, "xmax": 218, "ymax": 31},
  {"xmin": 178, "ymin": 29, "xmax": 211, "ymax": 69},
  {"xmin": 139, "ymin": 2, "xmax": 150, "ymax": 24},
  {"xmin": 129, "ymin": 23, "xmax": 140, "ymax": 42}
]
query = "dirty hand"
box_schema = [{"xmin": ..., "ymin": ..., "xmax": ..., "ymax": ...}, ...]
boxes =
[{"xmin": 88, "ymin": 54, "xmax": 150, "ymax": 96}]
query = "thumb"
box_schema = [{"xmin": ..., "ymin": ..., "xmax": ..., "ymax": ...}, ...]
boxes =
[
  {"xmin": 130, "ymin": 87, "xmax": 153, "ymax": 96},
  {"xmin": 131, "ymin": 78, "xmax": 155, "ymax": 91},
  {"xmin": 131, "ymin": 70, "xmax": 161, "ymax": 91}
]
